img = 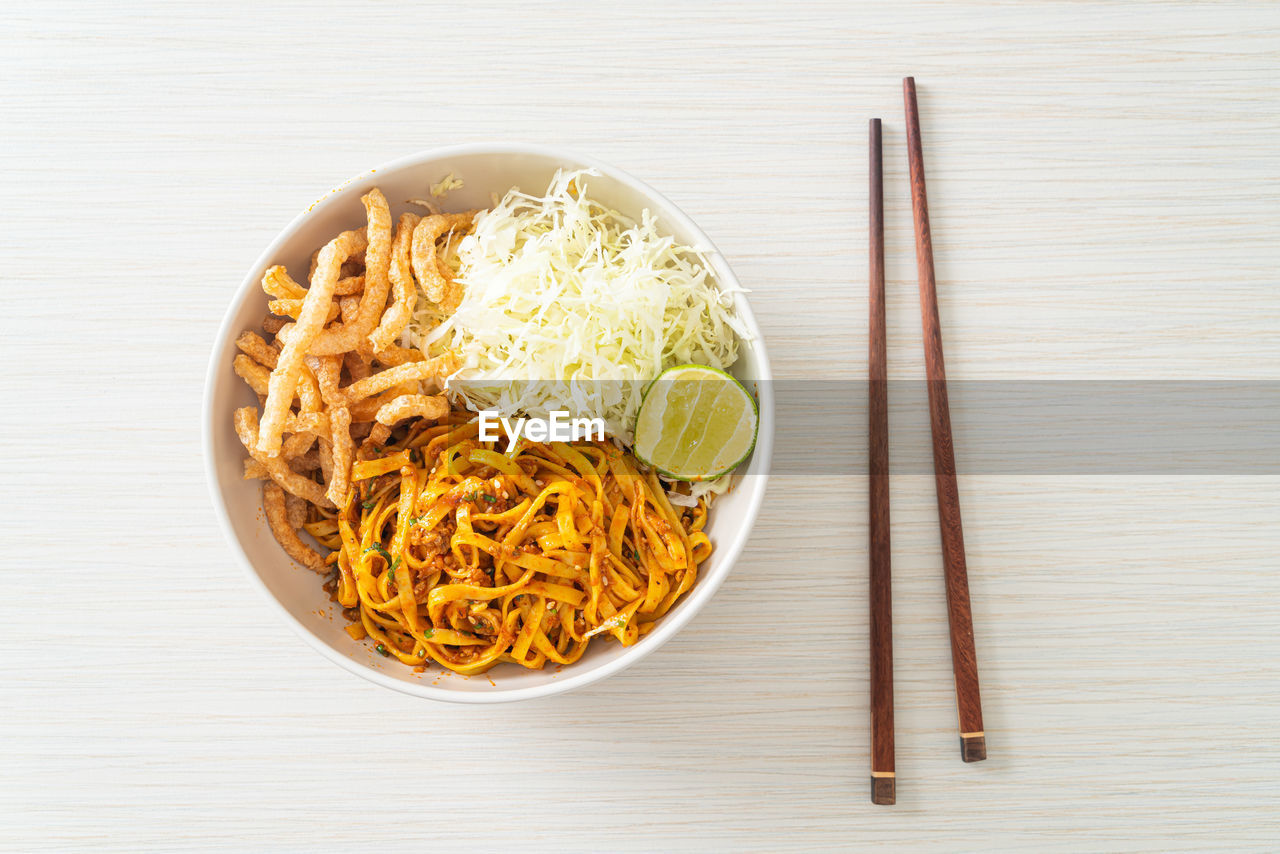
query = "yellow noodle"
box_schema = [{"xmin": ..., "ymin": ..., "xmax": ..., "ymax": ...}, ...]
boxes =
[{"xmin": 332, "ymin": 420, "xmax": 711, "ymax": 675}]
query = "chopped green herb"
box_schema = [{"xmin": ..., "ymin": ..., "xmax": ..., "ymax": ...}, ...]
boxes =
[
  {"xmin": 481, "ymin": 494, "xmax": 497, "ymax": 504},
  {"xmin": 388, "ymin": 556, "xmax": 402, "ymax": 573},
  {"xmin": 362, "ymin": 543, "xmax": 392, "ymax": 563},
  {"xmin": 422, "ymin": 628, "xmax": 434, "ymax": 640},
  {"xmin": 375, "ymin": 643, "xmax": 390, "ymax": 657}
]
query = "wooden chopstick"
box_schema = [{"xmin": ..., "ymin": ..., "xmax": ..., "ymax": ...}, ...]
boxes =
[
  {"xmin": 868, "ymin": 118, "xmax": 896, "ymax": 804},
  {"xmin": 902, "ymin": 77, "xmax": 987, "ymax": 763}
]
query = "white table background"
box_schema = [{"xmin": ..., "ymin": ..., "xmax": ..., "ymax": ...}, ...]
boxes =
[{"xmin": 3, "ymin": 2, "xmax": 1278, "ymax": 851}]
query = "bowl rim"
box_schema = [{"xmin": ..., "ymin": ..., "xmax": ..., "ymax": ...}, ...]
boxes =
[{"xmin": 202, "ymin": 142, "xmax": 773, "ymax": 703}]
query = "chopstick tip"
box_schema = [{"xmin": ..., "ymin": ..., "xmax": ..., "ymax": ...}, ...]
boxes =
[
  {"xmin": 961, "ymin": 734, "xmax": 987, "ymax": 763},
  {"xmin": 871, "ymin": 775, "xmax": 896, "ymax": 805}
]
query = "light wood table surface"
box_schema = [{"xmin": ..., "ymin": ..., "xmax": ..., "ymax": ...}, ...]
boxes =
[{"xmin": 3, "ymin": 2, "xmax": 1278, "ymax": 851}]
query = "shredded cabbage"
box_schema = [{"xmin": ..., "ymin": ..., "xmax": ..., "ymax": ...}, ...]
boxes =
[
  {"xmin": 429, "ymin": 172, "xmax": 463, "ymax": 198},
  {"xmin": 413, "ymin": 169, "xmax": 749, "ymax": 448}
]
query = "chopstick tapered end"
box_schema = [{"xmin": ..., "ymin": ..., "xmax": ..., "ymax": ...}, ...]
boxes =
[
  {"xmin": 871, "ymin": 774, "xmax": 896, "ymax": 805},
  {"xmin": 961, "ymin": 734, "xmax": 987, "ymax": 763}
]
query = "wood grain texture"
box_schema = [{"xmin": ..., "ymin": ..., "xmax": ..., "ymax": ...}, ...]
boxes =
[
  {"xmin": 904, "ymin": 77, "xmax": 986, "ymax": 761},
  {"xmin": 867, "ymin": 118, "xmax": 896, "ymax": 803},
  {"xmin": 2, "ymin": 1, "xmax": 1280, "ymax": 851}
]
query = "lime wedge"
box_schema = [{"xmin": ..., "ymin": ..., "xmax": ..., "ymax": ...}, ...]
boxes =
[{"xmin": 633, "ymin": 365, "xmax": 758, "ymax": 481}]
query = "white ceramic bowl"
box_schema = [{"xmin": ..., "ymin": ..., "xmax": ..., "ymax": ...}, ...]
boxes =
[{"xmin": 203, "ymin": 143, "xmax": 773, "ymax": 702}]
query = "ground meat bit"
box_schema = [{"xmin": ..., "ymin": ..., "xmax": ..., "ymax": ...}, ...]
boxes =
[
  {"xmin": 370, "ymin": 472, "xmax": 399, "ymax": 495},
  {"xmin": 411, "ymin": 527, "xmax": 446, "ymax": 552},
  {"xmin": 468, "ymin": 564, "xmax": 492, "ymax": 587},
  {"xmin": 410, "ymin": 518, "xmax": 456, "ymax": 551}
]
